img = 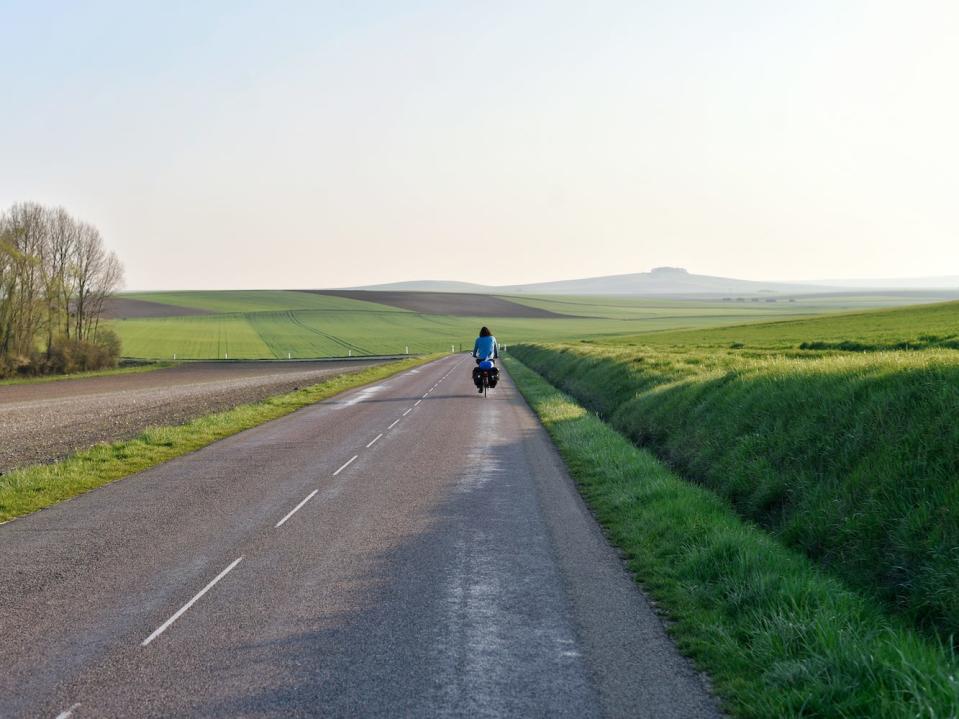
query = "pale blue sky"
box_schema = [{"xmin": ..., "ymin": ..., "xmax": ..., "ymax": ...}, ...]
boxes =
[{"xmin": 1, "ymin": 1, "xmax": 956, "ymax": 289}]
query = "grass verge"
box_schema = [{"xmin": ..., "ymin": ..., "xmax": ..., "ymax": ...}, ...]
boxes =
[
  {"xmin": 504, "ymin": 355, "xmax": 959, "ymax": 718},
  {"xmin": 511, "ymin": 343, "xmax": 959, "ymax": 644},
  {"xmin": 0, "ymin": 362, "xmax": 170, "ymax": 386},
  {"xmin": 0, "ymin": 355, "xmax": 438, "ymax": 522}
]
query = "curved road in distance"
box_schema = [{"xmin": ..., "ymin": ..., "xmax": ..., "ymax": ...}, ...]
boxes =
[{"xmin": 0, "ymin": 354, "xmax": 721, "ymax": 718}]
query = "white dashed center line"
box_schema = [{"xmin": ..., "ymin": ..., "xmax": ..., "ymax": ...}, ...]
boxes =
[
  {"xmin": 275, "ymin": 489, "xmax": 319, "ymax": 528},
  {"xmin": 141, "ymin": 556, "xmax": 244, "ymax": 646},
  {"xmin": 333, "ymin": 455, "xmax": 358, "ymax": 476},
  {"xmin": 366, "ymin": 433, "xmax": 383, "ymax": 448},
  {"xmin": 388, "ymin": 419, "xmax": 400, "ymax": 429},
  {"xmin": 55, "ymin": 703, "xmax": 81, "ymax": 719}
]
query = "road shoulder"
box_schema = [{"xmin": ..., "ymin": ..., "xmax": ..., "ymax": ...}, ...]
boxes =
[{"xmin": 501, "ymin": 359, "xmax": 723, "ymax": 718}]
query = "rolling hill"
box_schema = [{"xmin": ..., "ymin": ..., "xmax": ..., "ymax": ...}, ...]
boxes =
[{"xmin": 346, "ymin": 267, "xmax": 959, "ymax": 297}]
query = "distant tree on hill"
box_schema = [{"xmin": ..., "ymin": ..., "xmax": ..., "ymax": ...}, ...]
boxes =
[{"xmin": 0, "ymin": 202, "xmax": 125, "ymax": 376}]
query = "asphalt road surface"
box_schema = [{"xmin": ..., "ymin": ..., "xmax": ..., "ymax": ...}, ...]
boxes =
[{"xmin": 0, "ymin": 355, "xmax": 721, "ymax": 718}]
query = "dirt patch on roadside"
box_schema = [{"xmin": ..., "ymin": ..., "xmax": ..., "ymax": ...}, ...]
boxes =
[
  {"xmin": 0, "ymin": 360, "xmax": 386, "ymax": 472},
  {"xmin": 302, "ymin": 290, "xmax": 570, "ymax": 318},
  {"xmin": 100, "ymin": 297, "xmax": 213, "ymax": 319}
]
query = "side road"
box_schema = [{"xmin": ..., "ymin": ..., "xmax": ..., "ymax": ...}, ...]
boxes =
[{"xmin": 0, "ymin": 354, "xmax": 720, "ymax": 718}]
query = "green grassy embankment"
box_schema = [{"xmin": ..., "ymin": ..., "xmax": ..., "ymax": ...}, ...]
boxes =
[
  {"xmin": 0, "ymin": 356, "xmax": 436, "ymax": 522},
  {"xmin": 510, "ymin": 339, "xmax": 959, "ymax": 645},
  {"xmin": 505, "ymin": 355, "xmax": 959, "ymax": 718}
]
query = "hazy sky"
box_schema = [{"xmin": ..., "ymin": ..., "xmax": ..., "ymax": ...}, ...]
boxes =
[{"xmin": 2, "ymin": 1, "xmax": 957, "ymax": 290}]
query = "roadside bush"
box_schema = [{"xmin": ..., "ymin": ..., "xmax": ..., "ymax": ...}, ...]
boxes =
[{"xmin": 0, "ymin": 330, "xmax": 122, "ymax": 378}]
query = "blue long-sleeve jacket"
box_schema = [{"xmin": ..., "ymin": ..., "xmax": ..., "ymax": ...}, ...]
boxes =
[{"xmin": 473, "ymin": 335, "xmax": 498, "ymax": 360}]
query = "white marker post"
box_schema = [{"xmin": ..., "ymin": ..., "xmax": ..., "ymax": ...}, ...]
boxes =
[
  {"xmin": 349, "ymin": 349, "xmax": 352, "ymax": 357},
  {"xmin": 405, "ymin": 346, "xmax": 409, "ymax": 355},
  {"xmin": 288, "ymin": 352, "xmax": 291, "ymax": 360}
]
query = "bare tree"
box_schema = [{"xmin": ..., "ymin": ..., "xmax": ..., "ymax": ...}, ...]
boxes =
[
  {"xmin": 46, "ymin": 207, "xmax": 80, "ymax": 344},
  {"xmin": 3, "ymin": 203, "xmax": 46, "ymax": 356},
  {"xmin": 0, "ymin": 201, "xmax": 125, "ymax": 374}
]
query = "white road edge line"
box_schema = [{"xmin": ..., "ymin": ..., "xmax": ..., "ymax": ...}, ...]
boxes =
[
  {"xmin": 333, "ymin": 455, "xmax": 358, "ymax": 476},
  {"xmin": 141, "ymin": 557, "xmax": 244, "ymax": 647},
  {"xmin": 388, "ymin": 419, "xmax": 400, "ymax": 429},
  {"xmin": 403, "ymin": 408, "xmax": 412, "ymax": 416},
  {"xmin": 55, "ymin": 702, "xmax": 81, "ymax": 719},
  {"xmin": 275, "ymin": 489, "xmax": 319, "ymax": 528},
  {"xmin": 366, "ymin": 433, "xmax": 383, "ymax": 448}
]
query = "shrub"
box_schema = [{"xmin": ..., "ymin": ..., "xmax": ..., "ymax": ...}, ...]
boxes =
[{"xmin": 0, "ymin": 330, "xmax": 122, "ymax": 378}]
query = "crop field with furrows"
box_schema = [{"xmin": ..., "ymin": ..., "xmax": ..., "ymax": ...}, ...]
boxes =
[
  {"xmin": 111, "ymin": 307, "xmax": 853, "ymax": 359},
  {"xmin": 108, "ymin": 290, "xmax": 959, "ymax": 360},
  {"xmin": 113, "ymin": 314, "xmax": 274, "ymax": 359}
]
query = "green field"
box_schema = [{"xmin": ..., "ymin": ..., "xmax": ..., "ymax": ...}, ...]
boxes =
[
  {"xmin": 609, "ymin": 299, "xmax": 959, "ymax": 350},
  {"xmin": 110, "ymin": 290, "xmax": 940, "ymax": 359},
  {"xmin": 502, "ymin": 292, "xmax": 951, "ymax": 319}
]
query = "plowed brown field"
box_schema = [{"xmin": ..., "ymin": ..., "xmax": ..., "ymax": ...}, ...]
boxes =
[{"xmin": 101, "ymin": 297, "xmax": 212, "ymax": 319}]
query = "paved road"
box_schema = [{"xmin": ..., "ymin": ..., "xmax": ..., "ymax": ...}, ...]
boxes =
[
  {"xmin": 0, "ymin": 359, "xmax": 385, "ymax": 471},
  {"xmin": 0, "ymin": 355, "xmax": 721, "ymax": 718}
]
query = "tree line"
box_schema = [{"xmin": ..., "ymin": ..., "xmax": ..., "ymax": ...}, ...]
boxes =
[{"xmin": 0, "ymin": 202, "xmax": 124, "ymax": 376}]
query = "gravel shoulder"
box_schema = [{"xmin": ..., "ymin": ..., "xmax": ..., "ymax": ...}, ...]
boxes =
[{"xmin": 0, "ymin": 360, "xmax": 386, "ymax": 472}]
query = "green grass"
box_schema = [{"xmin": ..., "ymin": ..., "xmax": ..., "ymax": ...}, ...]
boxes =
[
  {"xmin": 617, "ymin": 299, "xmax": 959, "ymax": 350},
  {"xmin": 0, "ymin": 362, "xmax": 169, "ymax": 386},
  {"xmin": 112, "ymin": 314, "xmax": 275, "ymax": 359},
  {"xmin": 511, "ymin": 339, "xmax": 959, "ymax": 645},
  {"xmin": 0, "ymin": 355, "xmax": 436, "ymax": 522},
  {"xmin": 505, "ymin": 355, "xmax": 959, "ymax": 718}
]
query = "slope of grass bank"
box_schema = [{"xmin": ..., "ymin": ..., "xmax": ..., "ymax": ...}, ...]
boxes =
[
  {"xmin": 511, "ymin": 343, "xmax": 959, "ymax": 645},
  {"xmin": 0, "ymin": 356, "xmax": 436, "ymax": 522},
  {"xmin": 504, "ymin": 356, "xmax": 959, "ymax": 718}
]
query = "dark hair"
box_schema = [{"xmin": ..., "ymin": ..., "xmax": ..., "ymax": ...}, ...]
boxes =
[{"xmin": 479, "ymin": 326, "xmax": 491, "ymax": 337}]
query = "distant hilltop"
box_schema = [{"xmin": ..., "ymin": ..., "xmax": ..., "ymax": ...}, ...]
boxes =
[
  {"xmin": 649, "ymin": 266, "xmax": 689, "ymax": 274},
  {"xmin": 346, "ymin": 268, "xmax": 959, "ymax": 297}
]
